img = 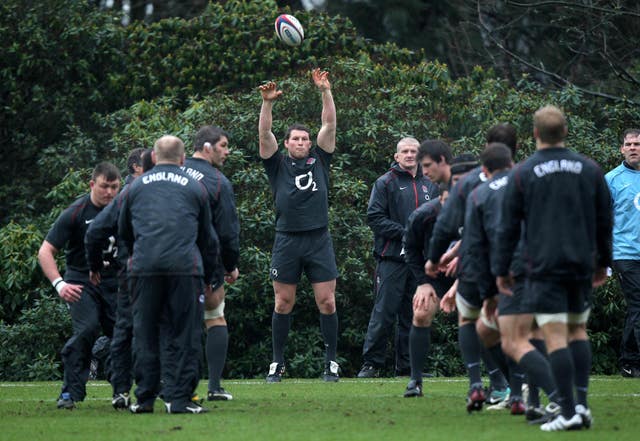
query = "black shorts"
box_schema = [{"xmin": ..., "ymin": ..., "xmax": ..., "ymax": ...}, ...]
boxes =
[
  {"xmin": 456, "ymin": 280, "xmax": 482, "ymax": 319},
  {"xmin": 457, "ymin": 280, "xmax": 482, "ymax": 308},
  {"xmin": 270, "ymin": 228, "xmax": 339, "ymax": 284},
  {"xmin": 522, "ymin": 278, "xmax": 592, "ymax": 320},
  {"xmin": 431, "ymin": 274, "xmax": 455, "ymax": 299},
  {"xmin": 498, "ymin": 276, "xmax": 530, "ymax": 315}
]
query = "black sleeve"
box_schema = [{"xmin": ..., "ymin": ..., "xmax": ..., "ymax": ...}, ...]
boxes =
[
  {"xmin": 483, "ymin": 194, "xmax": 502, "ymax": 251},
  {"xmin": 197, "ymin": 188, "xmax": 220, "ymax": 284},
  {"xmin": 117, "ymin": 187, "xmax": 134, "ymax": 258},
  {"xmin": 403, "ymin": 210, "xmax": 427, "ymax": 284},
  {"xmin": 262, "ymin": 151, "xmax": 282, "ymax": 188},
  {"xmin": 214, "ymin": 178, "xmax": 240, "ymax": 272},
  {"xmin": 45, "ymin": 208, "xmax": 74, "ymax": 250},
  {"xmin": 367, "ymin": 180, "xmax": 404, "ymax": 240},
  {"xmin": 427, "ymin": 180, "xmax": 465, "ymax": 262},
  {"xmin": 492, "ymin": 169, "xmax": 524, "ymax": 276},
  {"xmin": 85, "ymin": 197, "xmax": 119, "ymax": 272},
  {"xmin": 593, "ymin": 168, "xmax": 614, "ymax": 268},
  {"xmin": 405, "ymin": 208, "xmax": 439, "ymax": 285}
]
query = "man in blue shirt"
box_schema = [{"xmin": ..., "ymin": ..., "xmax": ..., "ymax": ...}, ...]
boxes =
[{"xmin": 605, "ymin": 129, "xmax": 640, "ymax": 378}]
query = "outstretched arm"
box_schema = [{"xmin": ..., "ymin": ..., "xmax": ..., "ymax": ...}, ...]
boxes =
[
  {"xmin": 258, "ymin": 81, "xmax": 282, "ymax": 159},
  {"xmin": 313, "ymin": 68, "xmax": 336, "ymax": 153}
]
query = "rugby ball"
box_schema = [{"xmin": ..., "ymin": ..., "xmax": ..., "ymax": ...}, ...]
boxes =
[{"xmin": 275, "ymin": 14, "xmax": 304, "ymax": 47}]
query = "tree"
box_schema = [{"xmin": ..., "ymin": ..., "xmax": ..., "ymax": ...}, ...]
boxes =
[{"xmin": 320, "ymin": 0, "xmax": 640, "ymax": 102}]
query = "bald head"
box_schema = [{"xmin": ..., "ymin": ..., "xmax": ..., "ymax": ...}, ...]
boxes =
[
  {"xmin": 154, "ymin": 135, "xmax": 185, "ymax": 164},
  {"xmin": 534, "ymin": 105, "xmax": 567, "ymax": 145}
]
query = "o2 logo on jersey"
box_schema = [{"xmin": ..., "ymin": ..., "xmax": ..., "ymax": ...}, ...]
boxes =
[
  {"xmin": 634, "ymin": 192, "xmax": 640, "ymax": 211},
  {"xmin": 102, "ymin": 235, "xmax": 118, "ymax": 266},
  {"xmin": 295, "ymin": 171, "xmax": 318, "ymax": 192}
]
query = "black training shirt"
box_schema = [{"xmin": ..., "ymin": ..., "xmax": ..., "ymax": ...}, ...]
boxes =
[
  {"xmin": 263, "ymin": 148, "xmax": 331, "ymax": 232},
  {"xmin": 183, "ymin": 157, "xmax": 240, "ymax": 272},
  {"xmin": 46, "ymin": 193, "xmax": 116, "ymax": 283},
  {"xmin": 492, "ymin": 147, "xmax": 613, "ymax": 281},
  {"xmin": 403, "ymin": 198, "xmax": 443, "ymax": 285},
  {"xmin": 118, "ymin": 164, "xmax": 219, "ymax": 282},
  {"xmin": 427, "ymin": 166, "xmax": 486, "ymax": 263},
  {"xmin": 368, "ymin": 163, "xmax": 439, "ymax": 261}
]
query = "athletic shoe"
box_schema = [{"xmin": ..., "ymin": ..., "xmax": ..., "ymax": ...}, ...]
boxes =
[
  {"xmin": 575, "ymin": 404, "xmax": 593, "ymax": 429},
  {"xmin": 112, "ymin": 392, "xmax": 130, "ymax": 410},
  {"xmin": 207, "ymin": 388, "xmax": 233, "ymax": 401},
  {"xmin": 621, "ymin": 365, "xmax": 640, "ymax": 378},
  {"xmin": 56, "ymin": 392, "xmax": 75, "ymax": 410},
  {"xmin": 266, "ymin": 362, "xmax": 285, "ymax": 383},
  {"xmin": 621, "ymin": 365, "xmax": 634, "ymax": 378},
  {"xmin": 466, "ymin": 384, "xmax": 486, "ymax": 413},
  {"xmin": 129, "ymin": 402, "xmax": 154, "ymax": 414},
  {"xmin": 540, "ymin": 413, "xmax": 583, "ymax": 431},
  {"xmin": 164, "ymin": 401, "xmax": 209, "ymax": 414},
  {"xmin": 510, "ymin": 398, "xmax": 526, "ymax": 415},
  {"xmin": 357, "ymin": 364, "xmax": 380, "ymax": 378},
  {"xmin": 487, "ymin": 398, "xmax": 510, "ymax": 410},
  {"xmin": 191, "ymin": 393, "xmax": 204, "ymax": 405},
  {"xmin": 528, "ymin": 402, "xmax": 561, "ymax": 425},
  {"xmin": 322, "ymin": 361, "xmax": 340, "ymax": 382},
  {"xmin": 525, "ymin": 406, "xmax": 545, "ymax": 422},
  {"xmin": 486, "ymin": 386, "xmax": 510, "ymax": 405},
  {"xmin": 403, "ymin": 380, "xmax": 423, "ymax": 398}
]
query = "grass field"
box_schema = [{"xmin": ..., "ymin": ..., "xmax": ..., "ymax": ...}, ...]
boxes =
[{"xmin": 1, "ymin": 376, "xmax": 638, "ymax": 441}]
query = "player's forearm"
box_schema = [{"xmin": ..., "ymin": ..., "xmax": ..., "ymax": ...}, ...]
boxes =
[
  {"xmin": 317, "ymin": 89, "xmax": 336, "ymax": 152},
  {"xmin": 259, "ymin": 100, "xmax": 278, "ymax": 157},
  {"xmin": 37, "ymin": 245, "xmax": 61, "ymax": 282},
  {"xmin": 320, "ymin": 89, "xmax": 336, "ymax": 127}
]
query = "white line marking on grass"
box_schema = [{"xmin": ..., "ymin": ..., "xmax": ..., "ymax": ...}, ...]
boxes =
[{"xmin": 0, "ymin": 376, "xmax": 629, "ymax": 389}]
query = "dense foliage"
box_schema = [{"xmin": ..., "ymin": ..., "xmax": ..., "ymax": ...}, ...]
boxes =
[{"xmin": 0, "ymin": 0, "xmax": 636, "ymax": 380}]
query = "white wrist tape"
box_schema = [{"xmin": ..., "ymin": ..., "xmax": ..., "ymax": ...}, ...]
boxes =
[{"xmin": 53, "ymin": 278, "xmax": 68, "ymax": 295}]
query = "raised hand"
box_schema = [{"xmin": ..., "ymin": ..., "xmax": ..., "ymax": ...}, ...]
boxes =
[
  {"xmin": 259, "ymin": 81, "xmax": 283, "ymax": 101},
  {"xmin": 312, "ymin": 68, "xmax": 331, "ymax": 91}
]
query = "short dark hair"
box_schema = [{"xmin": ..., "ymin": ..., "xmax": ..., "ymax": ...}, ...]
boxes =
[
  {"xmin": 284, "ymin": 123, "xmax": 312, "ymax": 141},
  {"xmin": 92, "ymin": 162, "xmax": 121, "ymax": 182},
  {"xmin": 417, "ymin": 139, "xmax": 452, "ymax": 164},
  {"xmin": 622, "ymin": 128, "xmax": 640, "ymax": 142},
  {"xmin": 480, "ymin": 143, "xmax": 512, "ymax": 173},
  {"xmin": 486, "ymin": 123, "xmax": 517, "ymax": 157},
  {"xmin": 141, "ymin": 148, "xmax": 154, "ymax": 172},
  {"xmin": 450, "ymin": 153, "xmax": 479, "ymax": 176},
  {"xmin": 194, "ymin": 125, "xmax": 229, "ymax": 152},
  {"xmin": 126, "ymin": 148, "xmax": 145, "ymax": 175}
]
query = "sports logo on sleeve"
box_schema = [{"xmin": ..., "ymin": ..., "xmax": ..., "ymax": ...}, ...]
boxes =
[{"xmin": 295, "ymin": 171, "xmax": 318, "ymax": 192}]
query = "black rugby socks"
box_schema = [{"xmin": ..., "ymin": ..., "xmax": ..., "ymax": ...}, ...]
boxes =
[
  {"xmin": 206, "ymin": 325, "xmax": 228, "ymax": 391},
  {"xmin": 272, "ymin": 311, "xmax": 292, "ymax": 364}
]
